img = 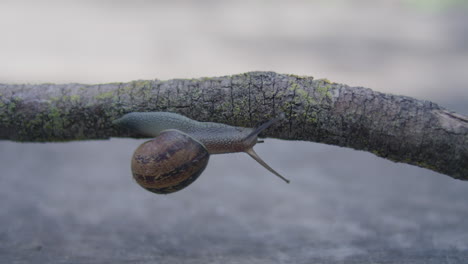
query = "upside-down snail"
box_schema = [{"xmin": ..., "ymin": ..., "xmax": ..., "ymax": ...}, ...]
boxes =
[{"xmin": 113, "ymin": 112, "xmax": 288, "ymax": 194}]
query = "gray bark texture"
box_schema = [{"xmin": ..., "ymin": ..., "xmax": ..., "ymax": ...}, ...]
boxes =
[{"xmin": 0, "ymin": 71, "xmax": 467, "ymax": 180}]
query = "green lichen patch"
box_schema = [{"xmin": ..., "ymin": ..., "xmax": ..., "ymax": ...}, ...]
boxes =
[
  {"xmin": 288, "ymin": 81, "xmax": 316, "ymax": 105},
  {"xmin": 317, "ymin": 78, "xmax": 332, "ymax": 84},
  {"xmin": 7, "ymin": 99, "xmax": 18, "ymax": 113},
  {"xmin": 130, "ymin": 80, "xmax": 155, "ymax": 101},
  {"xmin": 315, "ymin": 80, "xmax": 333, "ymax": 101},
  {"xmin": 199, "ymin": 76, "xmax": 214, "ymax": 82},
  {"xmin": 45, "ymin": 106, "xmax": 64, "ymax": 131},
  {"xmin": 69, "ymin": 95, "xmax": 81, "ymax": 103},
  {"xmin": 94, "ymin": 91, "xmax": 115, "ymax": 101},
  {"xmin": 0, "ymin": 96, "xmax": 17, "ymax": 124},
  {"xmin": 132, "ymin": 80, "xmax": 152, "ymax": 87},
  {"xmin": 286, "ymin": 73, "xmax": 311, "ymax": 80},
  {"xmin": 0, "ymin": 94, "xmax": 4, "ymax": 108}
]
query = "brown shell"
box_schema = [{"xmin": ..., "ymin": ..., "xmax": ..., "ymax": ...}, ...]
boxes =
[{"xmin": 131, "ymin": 130, "xmax": 209, "ymax": 194}]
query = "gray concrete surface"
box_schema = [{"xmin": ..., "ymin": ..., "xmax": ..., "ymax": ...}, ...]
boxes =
[
  {"xmin": 1, "ymin": 1, "xmax": 468, "ymax": 263},
  {"xmin": 1, "ymin": 135, "xmax": 468, "ymax": 263}
]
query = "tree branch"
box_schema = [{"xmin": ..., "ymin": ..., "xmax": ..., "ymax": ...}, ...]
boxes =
[{"xmin": 0, "ymin": 72, "xmax": 467, "ymax": 180}]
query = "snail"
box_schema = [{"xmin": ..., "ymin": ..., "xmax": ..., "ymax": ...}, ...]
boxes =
[{"xmin": 113, "ymin": 112, "xmax": 289, "ymax": 194}]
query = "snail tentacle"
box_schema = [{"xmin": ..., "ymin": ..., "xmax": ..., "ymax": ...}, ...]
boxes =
[{"xmin": 246, "ymin": 148, "xmax": 290, "ymax": 183}]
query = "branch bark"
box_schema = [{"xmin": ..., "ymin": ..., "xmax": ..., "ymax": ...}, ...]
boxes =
[{"xmin": 0, "ymin": 72, "xmax": 467, "ymax": 180}]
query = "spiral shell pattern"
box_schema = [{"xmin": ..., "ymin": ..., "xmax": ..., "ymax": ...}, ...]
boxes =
[{"xmin": 131, "ymin": 130, "xmax": 209, "ymax": 194}]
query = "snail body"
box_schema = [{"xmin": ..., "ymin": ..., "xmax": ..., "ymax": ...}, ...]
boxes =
[
  {"xmin": 114, "ymin": 112, "xmax": 288, "ymax": 194},
  {"xmin": 113, "ymin": 112, "xmax": 257, "ymax": 154}
]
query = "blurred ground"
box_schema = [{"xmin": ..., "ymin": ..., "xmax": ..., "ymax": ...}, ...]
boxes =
[{"xmin": 1, "ymin": 0, "xmax": 468, "ymax": 263}]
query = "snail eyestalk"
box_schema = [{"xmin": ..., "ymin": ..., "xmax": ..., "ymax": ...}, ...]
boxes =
[
  {"xmin": 246, "ymin": 148, "xmax": 290, "ymax": 184},
  {"xmin": 244, "ymin": 113, "xmax": 284, "ymax": 143}
]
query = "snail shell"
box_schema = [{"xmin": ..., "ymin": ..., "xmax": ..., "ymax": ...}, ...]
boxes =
[{"xmin": 131, "ymin": 129, "xmax": 209, "ymax": 194}]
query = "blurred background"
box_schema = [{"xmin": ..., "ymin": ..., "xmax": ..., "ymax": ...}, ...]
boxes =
[{"xmin": 1, "ymin": 0, "xmax": 467, "ymax": 263}]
